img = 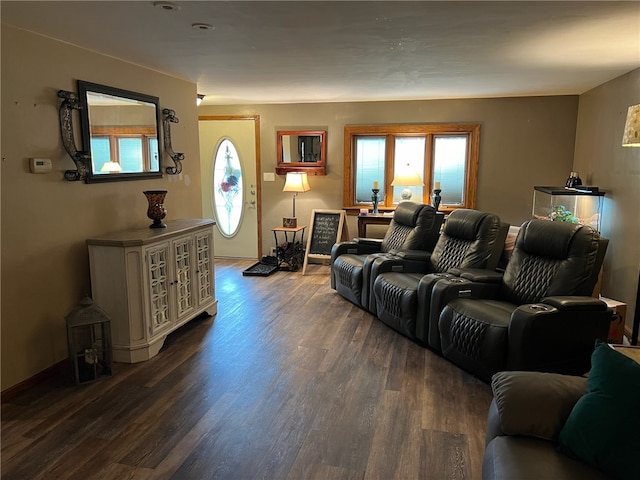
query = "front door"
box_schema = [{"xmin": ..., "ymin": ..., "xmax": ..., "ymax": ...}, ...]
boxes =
[{"xmin": 199, "ymin": 117, "xmax": 260, "ymax": 259}]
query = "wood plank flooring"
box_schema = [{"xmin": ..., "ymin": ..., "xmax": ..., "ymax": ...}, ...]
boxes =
[{"xmin": 1, "ymin": 259, "xmax": 493, "ymax": 479}]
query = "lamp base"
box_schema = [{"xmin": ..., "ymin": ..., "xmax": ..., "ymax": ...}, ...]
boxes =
[{"xmin": 283, "ymin": 217, "xmax": 297, "ymax": 228}]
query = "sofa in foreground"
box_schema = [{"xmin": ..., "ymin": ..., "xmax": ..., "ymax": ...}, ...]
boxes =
[{"xmin": 483, "ymin": 341, "xmax": 640, "ymax": 480}]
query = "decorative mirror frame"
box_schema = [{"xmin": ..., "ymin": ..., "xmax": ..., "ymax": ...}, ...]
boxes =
[
  {"xmin": 276, "ymin": 130, "xmax": 326, "ymax": 176},
  {"xmin": 58, "ymin": 80, "xmax": 165, "ymax": 183},
  {"xmin": 58, "ymin": 89, "xmax": 90, "ymax": 181},
  {"xmin": 78, "ymin": 80, "xmax": 163, "ymax": 183},
  {"xmin": 162, "ymin": 108, "xmax": 184, "ymax": 175}
]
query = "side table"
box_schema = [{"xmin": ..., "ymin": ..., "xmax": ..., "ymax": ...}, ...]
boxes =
[
  {"xmin": 611, "ymin": 345, "xmax": 640, "ymax": 364},
  {"xmin": 357, "ymin": 213, "xmax": 394, "ymax": 237},
  {"xmin": 272, "ymin": 225, "xmax": 306, "ymax": 271}
]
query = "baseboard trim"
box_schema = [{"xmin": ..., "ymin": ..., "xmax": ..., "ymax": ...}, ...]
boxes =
[{"xmin": 1, "ymin": 359, "xmax": 68, "ymax": 403}]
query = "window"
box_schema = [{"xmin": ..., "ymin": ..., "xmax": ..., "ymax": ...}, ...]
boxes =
[
  {"xmin": 212, "ymin": 138, "xmax": 244, "ymax": 237},
  {"xmin": 344, "ymin": 124, "xmax": 480, "ymax": 212}
]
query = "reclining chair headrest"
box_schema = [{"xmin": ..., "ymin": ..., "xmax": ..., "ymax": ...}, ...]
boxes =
[
  {"xmin": 444, "ymin": 209, "xmax": 491, "ymax": 241},
  {"xmin": 430, "ymin": 208, "xmax": 504, "ymax": 272},
  {"xmin": 517, "ymin": 220, "xmax": 591, "ymax": 260},
  {"xmin": 382, "ymin": 203, "xmax": 441, "ymax": 253},
  {"xmin": 393, "ymin": 202, "xmax": 427, "ymax": 226}
]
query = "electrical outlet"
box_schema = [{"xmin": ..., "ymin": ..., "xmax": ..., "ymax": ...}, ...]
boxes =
[{"xmin": 263, "ymin": 172, "xmax": 276, "ymax": 182}]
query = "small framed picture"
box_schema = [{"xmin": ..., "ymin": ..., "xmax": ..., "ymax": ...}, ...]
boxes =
[{"xmin": 282, "ymin": 217, "xmax": 297, "ymax": 228}]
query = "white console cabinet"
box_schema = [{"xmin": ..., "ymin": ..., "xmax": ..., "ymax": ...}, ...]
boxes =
[{"xmin": 87, "ymin": 218, "xmax": 217, "ymax": 363}]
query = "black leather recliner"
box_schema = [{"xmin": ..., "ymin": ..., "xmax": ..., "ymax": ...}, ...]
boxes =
[
  {"xmin": 435, "ymin": 219, "xmax": 611, "ymax": 382},
  {"xmin": 371, "ymin": 209, "xmax": 508, "ymax": 341},
  {"xmin": 330, "ymin": 202, "xmax": 443, "ymax": 309}
]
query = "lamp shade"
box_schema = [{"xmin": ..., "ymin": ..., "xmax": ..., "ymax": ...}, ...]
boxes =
[
  {"xmin": 100, "ymin": 161, "xmax": 122, "ymax": 173},
  {"xmin": 391, "ymin": 164, "xmax": 424, "ymax": 201},
  {"xmin": 391, "ymin": 164, "xmax": 424, "ymax": 187},
  {"xmin": 622, "ymin": 104, "xmax": 640, "ymax": 147},
  {"xmin": 283, "ymin": 172, "xmax": 311, "ymax": 193}
]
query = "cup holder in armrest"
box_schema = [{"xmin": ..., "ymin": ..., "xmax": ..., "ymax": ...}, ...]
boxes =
[
  {"xmin": 528, "ymin": 304, "xmax": 551, "ymax": 312},
  {"xmin": 449, "ymin": 278, "xmax": 466, "ymax": 283}
]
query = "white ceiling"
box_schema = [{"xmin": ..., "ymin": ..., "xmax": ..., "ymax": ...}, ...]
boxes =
[{"xmin": 2, "ymin": 1, "xmax": 639, "ymax": 105}]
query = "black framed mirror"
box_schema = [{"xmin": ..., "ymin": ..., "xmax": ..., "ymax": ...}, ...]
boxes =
[
  {"xmin": 77, "ymin": 80, "xmax": 163, "ymax": 183},
  {"xmin": 276, "ymin": 130, "xmax": 326, "ymax": 176}
]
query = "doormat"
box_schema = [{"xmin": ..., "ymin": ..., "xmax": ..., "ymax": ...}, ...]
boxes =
[{"xmin": 242, "ymin": 261, "xmax": 279, "ymax": 277}]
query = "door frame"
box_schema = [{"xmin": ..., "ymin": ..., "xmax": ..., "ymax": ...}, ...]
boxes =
[{"xmin": 198, "ymin": 115, "xmax": 262, "ymax": 258}]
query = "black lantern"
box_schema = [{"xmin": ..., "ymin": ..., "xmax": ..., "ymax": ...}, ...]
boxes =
[{"xmin": 65, "ymin": 297, "xmax": 113, "ymax": 385}]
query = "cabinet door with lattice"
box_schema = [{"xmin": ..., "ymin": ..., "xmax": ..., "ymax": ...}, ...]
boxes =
[
  {"xmin": 194, "ymin": 230, "xmax": 215, "ymax": 308},
  {"xmin": 171, "ymin": 234, "xmax": 196, "ymax": 323},
  {"xmin": 143, "ymin": 242, "xmax": 172, "ymax": 337}
]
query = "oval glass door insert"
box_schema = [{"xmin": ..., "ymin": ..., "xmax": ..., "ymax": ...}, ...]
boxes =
[{"xmin": 212, "ymin": 138, "xmax": 244, "ymax": 237}]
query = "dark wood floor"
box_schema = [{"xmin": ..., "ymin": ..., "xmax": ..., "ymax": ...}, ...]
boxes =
[{"xmin": 1, "ymin": 259, "xmax": 493, "ymax": 480}]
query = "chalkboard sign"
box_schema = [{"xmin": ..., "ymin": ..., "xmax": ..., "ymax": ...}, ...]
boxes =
[{"xmin": 302, "ymin": 209, "xmax": 346, "ymax": 275}]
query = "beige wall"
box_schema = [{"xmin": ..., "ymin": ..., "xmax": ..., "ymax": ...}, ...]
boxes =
[
  {"xmin": 1, "ymin": 26, "xmax": 202, "ymax": 390},
  {"xmin": 199, "ymin": 96, "xmax": 579, "ymax": 254},
  {"xmin": 5, "ymin": 25, "xmax": 634, "ymax": 393},
  {"xmin": 573, "ymin": 68, "xmax": 640, "ymax": 332}
]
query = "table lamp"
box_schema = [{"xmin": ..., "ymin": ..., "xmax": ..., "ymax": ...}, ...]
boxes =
[
  {"xmin": 100, "ymin": 161, "xmax": 122, "ymax": 173},
  {"xmin": 282, "ymin": 172, "xmax": 310, "ymax": 227},
  {"xmin": 391, "ymin": 163, "xmax": 424, "ymax": 201}
]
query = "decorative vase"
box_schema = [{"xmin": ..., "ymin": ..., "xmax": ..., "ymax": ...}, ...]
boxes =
[{"xmin": 143, "ymin": 190, "xmax": 168, "ymax": 228}]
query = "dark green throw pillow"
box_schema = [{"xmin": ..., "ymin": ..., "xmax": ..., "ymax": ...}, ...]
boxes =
[{"xmin": 558, "ymin": 340, "xmax": 640, "ymax": 480}]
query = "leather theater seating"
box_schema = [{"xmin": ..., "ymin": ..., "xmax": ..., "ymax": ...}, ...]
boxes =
[
  {"xmin": 436, "ymin": 219, "xmax": 611, "ymax": 382},
  {"xmin": 330, "ymin": 202, "xmax": 443, "ymax": 310},
  {"xmin": 372, "ymin": 208, "xmax": 508, "ymax": 343}
]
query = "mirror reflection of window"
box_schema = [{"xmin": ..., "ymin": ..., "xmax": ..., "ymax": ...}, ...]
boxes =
[
  {"xmin": 118, "ymin": 138, "xmax": 144, "ymax": 173},
  {"xmin": 80, "ymin": 82, "xmax": 162, "ymax": 181},
  {"xmin": 149, "ymin": 138, "xmax": 159, "ymax": 172},
  {"xmin": 90, "ymin": 137, "xmax": 111, "ymax": 174}
]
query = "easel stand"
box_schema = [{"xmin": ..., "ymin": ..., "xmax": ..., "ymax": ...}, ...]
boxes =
[{"xmin": 302, "ymin": 210, "xmax": 348, "ymax": 275}]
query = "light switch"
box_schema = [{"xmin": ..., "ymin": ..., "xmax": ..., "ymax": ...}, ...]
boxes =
[{"xmin": 263, "ymin": 172, "xmax": 276, "ymax": 182}]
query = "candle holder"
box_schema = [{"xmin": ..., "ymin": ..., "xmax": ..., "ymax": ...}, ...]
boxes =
[
  {"xmin": 372, "ymin": 188, "xmax": 380, "ymax": 214},
  {"xmin": 432, "ymin": 188, "xmax": 442, "ymax": 211}
]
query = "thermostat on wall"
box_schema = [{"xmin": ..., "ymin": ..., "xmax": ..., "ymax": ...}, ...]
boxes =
[{"xmin": 29, "ymin": 157, "xmax": 52, "ymax": 173}]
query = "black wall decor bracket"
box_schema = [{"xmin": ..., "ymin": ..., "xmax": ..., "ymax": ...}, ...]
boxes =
[
  {"xmin": 162, "ymin": 108, "xmax": 184, "ymax": 175},
  {"xmin": 58, "ymin": 89, "xmax": 90, "ymax": 182}
]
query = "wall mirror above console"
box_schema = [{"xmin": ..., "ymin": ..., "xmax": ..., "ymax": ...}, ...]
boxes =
[
  {"xmin": 58, "ymin": 80, "xmax": 165, "ymax": 182},
  {"xmin": 276, "ymin": 130, "xmax": 326, "ymax": 176},
  {"xmin": 78, "ymin": 81, "xmax": 163, "ymax": 182}
]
